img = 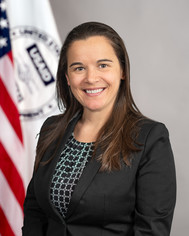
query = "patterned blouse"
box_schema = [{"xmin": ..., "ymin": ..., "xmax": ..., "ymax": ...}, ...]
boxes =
[{"xmin": 50, "ymin": 133, "xmax": 94, "ymax": 218}]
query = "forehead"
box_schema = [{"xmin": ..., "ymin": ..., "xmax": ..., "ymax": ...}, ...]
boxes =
[{"xmin": 67, "ymin": 36, "xmax": 116, "ymax": 59}]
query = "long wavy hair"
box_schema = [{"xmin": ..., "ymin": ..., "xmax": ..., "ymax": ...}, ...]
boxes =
[{"xmin": 35, "ymin": 22, "xmax": 144, "ymax": 171}]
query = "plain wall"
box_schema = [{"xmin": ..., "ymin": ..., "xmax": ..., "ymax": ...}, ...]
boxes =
[{"xmin": 49, "ymin": 0, "xmax": 189, "ymax": 235}]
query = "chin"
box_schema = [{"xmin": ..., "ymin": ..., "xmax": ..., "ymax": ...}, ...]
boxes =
[
  {"xmin": 85, "ymin": 105, "xmax": 103, "ymax": 112},
  {"xmin": 83, "ymin": 102, "xmax": 102, "ymax": 110},
  {"xmin": 87, "ymin": 107, "xmax": 102, "ymax": 112}
]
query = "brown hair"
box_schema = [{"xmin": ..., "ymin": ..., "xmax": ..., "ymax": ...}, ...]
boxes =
[{"xmin": 35, "ymin": 22, "xmax": 144, "ymax": 171}]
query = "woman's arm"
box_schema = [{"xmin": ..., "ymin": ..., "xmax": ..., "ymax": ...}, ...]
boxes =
[
  {"xmin": 134, "ymin": 123, "xmax": 176, "ymax": 236},
  {"xmin": 22, "ymin": 176, "xmax": 48, "ymax": 236}
]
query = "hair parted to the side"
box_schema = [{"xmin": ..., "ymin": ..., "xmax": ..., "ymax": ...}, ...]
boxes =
[{"xmin": 35, "ymin": 22, "xmax": 144, "ymax": 171}]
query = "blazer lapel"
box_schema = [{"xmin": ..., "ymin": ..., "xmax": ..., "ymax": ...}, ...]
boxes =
[
  {"xmin": 35, "ymin": 112, "xmax": 82, "ymax": 223},
  {"xmin": 39, "ymin": 111, "xmax": 102, "ymax": 221},
  {"xmin": 66, "ymin": 147, "xmax": 101, "ymax": 219}
]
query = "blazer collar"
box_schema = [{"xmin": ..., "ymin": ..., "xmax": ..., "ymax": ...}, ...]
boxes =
[
  {"xmin": 47, "ymin": 111, "xmax": 101, "ymax": 221},
  {"xmin": 63, "ymin": 112, "xmax": 102, "ymax": 219},
  {"xmin": 65, "ymin": 147, "xmax": 101, "ymax": 219},
  {"xmin": 35, "ymin": 112, "xmax": 83, "ymax": 223}
]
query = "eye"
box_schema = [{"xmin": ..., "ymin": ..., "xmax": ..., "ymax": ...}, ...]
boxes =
[
  {"xmin": 74, "ymin": 66, "xmax": 85, "ymax": 71},
  {"xmin": 99, "ymin": 64, "xmax": 108, "ymax": 69}
]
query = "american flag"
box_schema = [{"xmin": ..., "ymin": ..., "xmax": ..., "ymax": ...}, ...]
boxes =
[{"xmin": 0, "ymin": 0, "xmax": 25, "ymax": 235}]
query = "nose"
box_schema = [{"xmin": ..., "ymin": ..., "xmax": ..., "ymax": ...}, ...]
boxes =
[{"xmin": 85, "ymin": 67, "xmax": 99, "ymax": 84}]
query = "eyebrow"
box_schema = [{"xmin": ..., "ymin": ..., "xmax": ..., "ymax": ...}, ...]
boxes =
[
  {"xmin": 97, "ymin": 59, "xmax": 113, "ymax": 63},
  {"xmin": 69, "ymin": 59, "xmax": 113, "ymax": 68},
  {"xmin": 69, "ymin": 62, "xmax": 83, "ymax": 68}
]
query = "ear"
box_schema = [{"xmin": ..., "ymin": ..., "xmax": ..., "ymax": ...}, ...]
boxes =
[
  {"xmin": 65, "ymin": 73, "xmax": 70, "ymax": 86},
  {"xmin": 120, "ymin": 70, "xmax": 125, "ymax": 80}
]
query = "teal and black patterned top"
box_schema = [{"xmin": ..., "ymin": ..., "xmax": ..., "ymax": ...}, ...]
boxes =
[{"xmin": 50, "ymin": 133, "xmax": 94, "ymax": 218}]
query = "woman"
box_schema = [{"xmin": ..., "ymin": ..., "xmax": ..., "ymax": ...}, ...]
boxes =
[{"xmin": 22, "ymin": 22, "xmax": 176, "ymax": 236}]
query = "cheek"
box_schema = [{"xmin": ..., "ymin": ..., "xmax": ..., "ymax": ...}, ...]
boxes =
[
  {"xmin": 109, "ymin": 72, "xmax": 122, "ymax": 87},
  {"xmin": 69, "ymin": 82, "xmax": 83, "ymax": 98}
]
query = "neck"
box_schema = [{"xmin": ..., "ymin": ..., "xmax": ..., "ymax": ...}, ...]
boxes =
[
  {"xmin": 82, "ymin": 108, "xmax": 111, "ymax": 128},
  {"xmin": 74, "ymin": 109, "xmax": 111, "ymax": 142}
]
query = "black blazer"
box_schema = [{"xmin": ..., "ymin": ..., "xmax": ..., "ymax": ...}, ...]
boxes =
[{"xmin": 22, "ymin": 113, "xmax": 176, "ymax": 236}]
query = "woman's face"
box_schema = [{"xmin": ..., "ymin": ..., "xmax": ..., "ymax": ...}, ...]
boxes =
[{"xmin": 66, "ymin": 36, "xmax": 123, "ymax": 115}]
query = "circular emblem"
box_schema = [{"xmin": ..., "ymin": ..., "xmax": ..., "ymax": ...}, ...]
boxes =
[{"xmin": 11, "ymin": 26, "xmax": 61, "ymax": 120}]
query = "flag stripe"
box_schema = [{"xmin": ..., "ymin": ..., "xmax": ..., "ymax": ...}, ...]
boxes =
[
  {"xmin": 0, "ymin": 53, "xmax": 16, "ymax": 104},
  {"xmin": 0, "ymin": 78, "xmax": 23, "ymax": 143},
  {"xmin": 8, "ymin": 51, "xmax": 14, "ymax": 63},
  {"xmin": 0, "ymin": 207, "xmax": 15, "ymax": 236},
  {"xmin": 0, "ymin": 142, "xmax": 25, "ymax": 209},
  {"xmin": 0, "ymin": 170, "xmax": 23, "ymax": 236},
  {"xmin": 0, "ymin": 107, "xmax": 25, "ymax": 182}
]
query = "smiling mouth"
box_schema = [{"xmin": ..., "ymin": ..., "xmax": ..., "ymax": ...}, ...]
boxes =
[{"xmin": 84, "ymin": 88, "xmax": 105, "ymax": 94}]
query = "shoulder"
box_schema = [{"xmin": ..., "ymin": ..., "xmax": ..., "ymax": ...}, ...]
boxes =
[
  {"xmin": 39, "ymin": 115, "xmax": 60, "ymax": 133},
  {"xmin": 41, "ymin": 114, "xmax": 63, "ymax": 128},
  {"xmin": 40, "ymin": 111, "xmax": 82, "ymax": 134},
  {"xmin": 135, "ymin": 118, "xmax": 174, "ymax": 169},
  {"xmin": 137, "ymin": 118, "xmax": 169, "ymax": 145}
]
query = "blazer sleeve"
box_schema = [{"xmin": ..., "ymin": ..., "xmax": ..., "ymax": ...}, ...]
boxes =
[
  {"xmin": 22, "ymin": 117, "xmax": 52, "ymax": 236},
  {"xmin": 22, "ymin": 176, "xmax": 48, "ymax": 236},
  {"xmin": 134, "ymin": 123, "xmax": 176, "ymax": 236}
]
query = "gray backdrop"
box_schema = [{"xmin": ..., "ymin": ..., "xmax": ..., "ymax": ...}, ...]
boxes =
[{"xmin": 49, "ymin": 0, "xmax": 189, "ymax": 235}]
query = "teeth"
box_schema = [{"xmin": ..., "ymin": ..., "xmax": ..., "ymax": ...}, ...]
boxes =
[{"xmin": 85, "ymin": 89, "xmax": 103, "ymax": 94}]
